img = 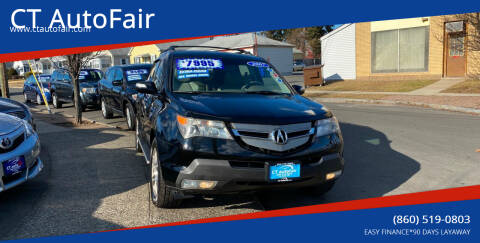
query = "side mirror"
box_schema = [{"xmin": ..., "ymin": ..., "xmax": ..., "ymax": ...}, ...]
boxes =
[
  {"xmin": 112, "ymin": 79, "xmax": 122, "ymax": 86},
  {"xmin": 135, "ymin": 81, "xmax": 157, "ymax": 94},
  {"xmin": 292, "ymin": 85, "xmax": 305, "ymax": 95}
]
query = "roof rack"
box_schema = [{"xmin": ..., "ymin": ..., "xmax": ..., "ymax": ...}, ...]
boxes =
[{"xmin": 163, "ymin": 45, "xmax": 252, "ymax": 55}]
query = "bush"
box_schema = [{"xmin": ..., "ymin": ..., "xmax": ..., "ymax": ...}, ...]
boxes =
[
  {"xmin": 6, "ymin": 68, "xmax": 18, "ymax": 79},
  {"xmin": 24, "ymin": 71, "xmax": 35, "ymax": 79}
]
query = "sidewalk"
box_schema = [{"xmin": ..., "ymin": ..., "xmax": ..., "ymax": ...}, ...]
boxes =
[{"xmin": 304, "ymin": 78, "xmax": 480, "ymax": 114}]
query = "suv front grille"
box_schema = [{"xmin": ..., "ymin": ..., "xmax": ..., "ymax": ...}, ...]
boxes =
[{"xmin": 230, "ymin": 122, "xmax": 314, "ymax": 152}]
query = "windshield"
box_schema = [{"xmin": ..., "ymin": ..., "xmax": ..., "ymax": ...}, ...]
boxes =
[
  {"xmin": 78, "ymin": 70, "xmax": 102, "ymax": 82},
  {"xmin": 38, "ymin": 75, "xmax": 50, "ymax": 82},
  {"xmin": 172, "ymin": 57, "xmax": 292, "ymax": 94},
  {"xmin": 123, "ymin": 67, "xmax": 151, "ymax": 82}
]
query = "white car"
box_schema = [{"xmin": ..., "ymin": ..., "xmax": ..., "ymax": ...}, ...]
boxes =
[{"xmin": 0, "ymin": 113, "xmax": 43, "ymax": 192}]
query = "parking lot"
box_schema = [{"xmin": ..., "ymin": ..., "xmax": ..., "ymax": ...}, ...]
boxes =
[{"xmin": 1, "ymin": 87, "xmax": 480, "ymax": 240}]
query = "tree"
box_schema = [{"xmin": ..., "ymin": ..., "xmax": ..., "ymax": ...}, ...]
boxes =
[
  {"xmin": 0, "ymin": 63, "xmax": 8, "ymax": 98},
  {"xmin": 52, "ymin": 52, "xmax": 102, "ymax": 124},
  {"xmin": 264, "ymin": 29, "xmax": 291, "ymax": 42},
  {"xmin": 305, "ymin": 26, "xmax": 334, "ymax": 58}
]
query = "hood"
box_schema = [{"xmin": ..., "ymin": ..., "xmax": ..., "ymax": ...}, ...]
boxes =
[
  {"xmin": 0, "ymin": 113, "xmax": 23, "ymax": 135},
  {"xmin": 173, "ymin": 93, "xmax": 331, "ymax": 124},
  {"xmin": 0, "ymin": 98, "xmax": 24, "ymax": 113}
]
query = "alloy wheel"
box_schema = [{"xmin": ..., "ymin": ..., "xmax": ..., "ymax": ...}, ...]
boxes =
[
  {"xmin": 151, "ymin": 148, "xmax": 159, "ymax": 202},
  {"xmin": 126, "ymin": 107, "xmax": 132, "ymax": 128},
  {"xmin": 101, "ymin": 100, "xmax": 106, "ymax": 117}
]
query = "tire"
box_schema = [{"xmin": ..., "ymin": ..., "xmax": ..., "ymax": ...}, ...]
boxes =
[
  {"xmin": 81, "ymin": 105, "xmax": 86, "ymax": 112},
  {"xmin": 125, "ymin": 103, "xmax": 135, "ymax": 131},
  {"xmin": 52, "ymin": 92, "xmax": 62, "ymax": 108},
  {"xmin": 24, "ymin": 93, "xmax": 30, "ymax": 103},
  {"xmin": 36, "ymin": 94, "xmax": 43, "ymax": 105},
  {"xmin": 149, "ymin": 140, "xmax": 181, "ymax": 208},
  {"xmin": 101, "ymin": 98, "xmax": 113, "ymax": 119},
  {"xmin": 135, "ymin": 118, "xmax": 143, "ymax": 153},
  {"xmin": 303, "ymin": 180, "xmax": 336, "ymax": 196}
]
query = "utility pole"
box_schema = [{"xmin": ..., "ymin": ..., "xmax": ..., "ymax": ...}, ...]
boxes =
[{"xmin": 0, "ymin": 63, "xmax": 9, "ymax": 98}]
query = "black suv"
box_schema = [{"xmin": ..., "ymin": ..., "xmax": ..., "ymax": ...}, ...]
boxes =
[
  {"xmin": 135, "ymin": 47, "xmax": 344, "ymax": 208},
  {"xmin": 50, "ymin": 69, "xmax": 103, "ymax": 110},
  {"xmin": 98, "ymin": 64, "xmax": 153, "ymax": 130}
]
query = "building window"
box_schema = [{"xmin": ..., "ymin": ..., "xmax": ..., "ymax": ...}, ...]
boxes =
[
  {"xmin": 372, "ymin": 26, "xmax": 429, "ymax": 73},
  {"xmin": 121, "ymin": 58, "xmax": 127, "ymax": 65},
  {"xmin": 134, "ymin": 57, "xmax": 141, "ymax": 64}
]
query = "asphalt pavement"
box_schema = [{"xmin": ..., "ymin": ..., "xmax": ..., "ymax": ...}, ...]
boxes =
[{"xmin": 1, "ymin": 88, "xmax": 479, "ymax": 240}]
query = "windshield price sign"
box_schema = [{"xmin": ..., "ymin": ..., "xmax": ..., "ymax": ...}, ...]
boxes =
[{"xmin": 176, "ymin": 58, "xmax": 223, "ymax": 69}]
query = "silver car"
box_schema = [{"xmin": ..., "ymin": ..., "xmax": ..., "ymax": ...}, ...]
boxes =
[{"xmin": 0, "ymin": 113, "xmax": 43, "ymax": 192}]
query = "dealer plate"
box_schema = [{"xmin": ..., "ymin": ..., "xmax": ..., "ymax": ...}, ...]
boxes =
[
  {"xmin": 269, "ymin": 162, "xmax": 300, "ymax": 181},
  {"xmin": 2, "ymin": 156, "xmax": 26, "ymax": 176}
]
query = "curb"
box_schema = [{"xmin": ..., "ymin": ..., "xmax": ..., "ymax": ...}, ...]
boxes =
[
  {"xmin": 30, "ymin": 106, "xmax": 123, "ymax": 129},
  {"xmin": 313, "ymin": 98, "xmax": 480, "ymax": 115}
]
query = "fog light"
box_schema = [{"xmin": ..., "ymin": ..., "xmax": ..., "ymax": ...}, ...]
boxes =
[
  {"xmin": 181, "ymin": 179, "xmax": 218, "ymax": 189},
  {"xmin": 326, "ymin": 170, "xmax": 342, "ymax": 180}
]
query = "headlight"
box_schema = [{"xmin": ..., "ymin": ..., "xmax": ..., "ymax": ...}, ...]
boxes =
[
  {"xmin": 177, "ymin": 115, "xmax": 232, "ymax": 139},
  {"xmin": 131, "ymin": 94, "xmax": 138, "ymax": 101},
  {"xmin": 23, "ymin": 120, "xmax": 35, "ymax": 138},
  {"xmin": 81, "ymin": 88, "xmax": 96, "ymax": 94},
  {"xmin": 42, "ymin": 88, "xmax": 49, "ymax": 93},
  {"xmin": 316, "ymin": 117, "xmax": 340, "ymax": 137}
]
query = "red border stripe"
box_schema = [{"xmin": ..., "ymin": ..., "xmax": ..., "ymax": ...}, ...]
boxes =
[
  {"xmin": 0, "ymin": 34, "xmax": 232, "ymax": 63},
  {"xmin": 99, "ymin": 185, "xmax": 480, "ymax": 233}
]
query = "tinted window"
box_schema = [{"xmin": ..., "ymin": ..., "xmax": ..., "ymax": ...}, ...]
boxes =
[
  {"xmin": 78, "ymin": 70, "xmax": 101, "ymax": 82},
  {"xmin": 123, "ymin": 66, "xmax": 152, "ymax": 82},
  {"xmin": 172, "ymin": 57, "xmax": 291, "ymax": 94}
]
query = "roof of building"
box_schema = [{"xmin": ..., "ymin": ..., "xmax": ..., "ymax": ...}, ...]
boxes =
[
  {"xmin": 198, "ymin": 33, "xmax": 294, "ymax": 49},
  {"xmin": 108, "ymin": 47, "xmax": 132, "ymax": 56},
  {"xmin": 320, "ymin": 24, "xmax": 353, "ymax": 41}
]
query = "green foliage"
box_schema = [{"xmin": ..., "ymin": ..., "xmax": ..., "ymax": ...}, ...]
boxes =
[
  {"xmin": 264, "ymin": 29, "xmax": 290, "ymax": 41},
  {"xmin": 6, "ymin": 68, "xmax": 18, "ymax": 78}
]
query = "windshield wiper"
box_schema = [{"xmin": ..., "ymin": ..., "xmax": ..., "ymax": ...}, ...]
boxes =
[{"xmin": 243, "ymin": 91, "xmax": 286, "ymax": 95}]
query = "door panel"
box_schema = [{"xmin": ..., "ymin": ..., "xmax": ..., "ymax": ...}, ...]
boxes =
[{"xmin": 446, "ymin": 33, "xmax": 466, "ymax": 77}]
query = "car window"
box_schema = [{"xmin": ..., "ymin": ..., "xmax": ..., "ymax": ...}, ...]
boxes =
[
  {"xmin": 172, "ymin": 57, "xmax": 291, "ymax": 94},
  {"xmin": 114, "ymin": 68, "xmax": 123, "ymax": 82},
  {"xmin": 123, "ymin": 66, "xmax": 152, "ymax": 82},
  {"xmin": 107, "ymin": 68, "xmax": 115, "ymax": 82},
  {"xmin": 79, "ymin": 70, "xmax": 102, "ymax": 82}
]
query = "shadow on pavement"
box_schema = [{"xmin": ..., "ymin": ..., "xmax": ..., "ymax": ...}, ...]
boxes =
[
  {"xmin": 0, "ymin": 122, "xmax": 145, "ymax": 240},
  {"xmin": 257, "ymin": 122, "xmax": 421, "ymax": 210}
]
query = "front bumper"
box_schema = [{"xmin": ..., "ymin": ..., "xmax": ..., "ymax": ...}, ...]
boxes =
[
  {"xmin": 80, "ymin": 93, "xmax": 100, "ymax": 106},
  {"xmin": 172, "ymin": 152, "xmax": 344, "ymax": 194},
  {"xmin": 0, "ymin": 134, "xmax": 43, "ymax": 192}
]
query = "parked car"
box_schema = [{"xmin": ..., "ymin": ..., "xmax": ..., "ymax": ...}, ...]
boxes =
[
  {"xmin": 0, "ymin": 97, "xmax": 36, "ymax": 130},
  {"xmin": 134, "ymin": 48, "xmax": 344, "ymax": 208},
  {"xmin": 50, "ymin": 69, "xmax": 103, "ymax": 111},
  {"xmin": 293, "ymin": 60, "xmax": 305, "ymax": 71},
  {"xmin": 98, "ymin": 64, "xmax": 153, "ymax": 130},
  {"xmin": 0, "ymin": 112, "xmax": 43, "ymax": 193},
  {"xmin": 23, "ymin": 74, "xmax": 52, "ymax": 104}
]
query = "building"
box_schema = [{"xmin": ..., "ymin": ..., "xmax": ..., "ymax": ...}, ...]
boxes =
[
  {"xmin": 13, "ymin": 58, "xmax": 54, "ymax": 76},
  {"xmin": 87, "ymin": 48, "xmax": 131, "ymax": 72},
  {"xmin": 128, "ymin": 38, "xmax": 212, "ymax": 64},
  {"xmin": 199, "ymin": 33, "xmax": 294, "ymax": 75},
  {"xmin": 321, "ymin": 14, "xmax": 480, "ymax": 81}
]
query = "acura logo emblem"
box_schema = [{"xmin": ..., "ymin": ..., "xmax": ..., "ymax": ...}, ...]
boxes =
[
  {"xmin": 0, "ymin": 137, "xmax": 12, "ymax": 149},
  {"xmin": 271, "ymin": 129, "xmax": 288, "ymax": 145}
]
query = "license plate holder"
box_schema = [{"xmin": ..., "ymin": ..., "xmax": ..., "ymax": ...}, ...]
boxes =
[
  {"xmin": 268, "ymin": 162, "xmax": 301, "ymax": 182},
  {"xmin": 2, "ymin": 156, "xmax": 26, "ymax": 177}
]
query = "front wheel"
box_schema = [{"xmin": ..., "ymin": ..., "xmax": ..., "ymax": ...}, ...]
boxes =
[
  {"xmin": 101, "ymin": 98, "xmax": 113, "ymax": 119},
  {"xmin": 135, "ymin": 118, "xmax": 142, "ymax": 153},
  {"xmin": 125, "ymin": 103, "xmax": 135, "ymax": 131},
  {"xmin": 36, "ymin": 94, "xmax": 43, "ymax": 105},
  {"xmin": 52, "ymin": 92, "xmax": 62, "ymax": 108},
  {"xmin": 24, "ymin": 93, "xmax": 30, "ymax": 103},
  {"xmin": 149, "ymin": 140, "xmax": 182, "ymax": 208}
]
